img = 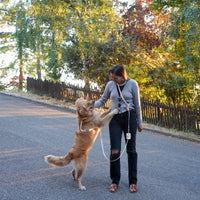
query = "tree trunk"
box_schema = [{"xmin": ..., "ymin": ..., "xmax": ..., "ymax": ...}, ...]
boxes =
[
  {"xmin": 82, "ymin": 59, "xmax": 90, "ymax": 99},
  {"xmin": 19, "ymin": 57, "xmax": 23, "ymax": 90},
  {"xmin": 37, "ymin": 42, "xmax": 41, "ymax": 80},
  {"xmin": 37, "ymin": 57, "xmax": 41, "ymax": 80}
]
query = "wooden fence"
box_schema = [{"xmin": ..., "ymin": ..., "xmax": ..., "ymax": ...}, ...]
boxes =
[
  {"xmin": 27, "ymin": 77, "xmax": 110, "ymax": 108},
  {"xmin": 141, "ymin": 98, "xmax": 199, "ymax": 134},
  {"xmin": 27, "ymin": 77, "xmax": 200, "ymax": 134}
]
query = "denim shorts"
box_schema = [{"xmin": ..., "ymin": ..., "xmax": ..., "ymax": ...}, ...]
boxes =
[{"xmin": 109, "ymin": 110, "xmax": 137, "ymax": 153}]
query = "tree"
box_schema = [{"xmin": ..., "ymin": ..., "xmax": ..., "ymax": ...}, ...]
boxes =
[
  {"xmin": 61, "ymin": 0, "xmax": 119, "ymax": 89},
  {"xmin": 151, "ymin": 0, "xmax": 200, "ymax": 107},
  {"xmin": 29, "ymin": 0, "xmax": 69, "ymax": 81},
  {"xmin": 1, "ymin": 0, "xmax": 121, "ymax": 88},
  {"xmin": 0, "ymin": 1, "xmax": 30, "ymax": 89},
  {"xmin": 120, "ymin": 0, "xmax": 169, "ymax": 51},
  {"xmin": 15, "ymin": 3, "xmax": 29, "ymax": 89},
  {"xmin": 27, "ymin": 2, "xmax": 44, "ymax": 80},
  {"xmin": 1, "ymin": 0, "xmax": 44, "ymax": 88}
]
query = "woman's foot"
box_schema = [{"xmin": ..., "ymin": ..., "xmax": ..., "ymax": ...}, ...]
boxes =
[
  {"xmin": 109, "ymin": 184, "xmax": 118, "ymax": 193},
  {"xmin": 129, "ymin": 184, "xmax": 137, "ymax": 193}
]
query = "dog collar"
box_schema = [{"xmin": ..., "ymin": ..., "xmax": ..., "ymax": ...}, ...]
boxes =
[{"xmin": 80, "ymin": 120, "xmax": 93, "ymax": 132}]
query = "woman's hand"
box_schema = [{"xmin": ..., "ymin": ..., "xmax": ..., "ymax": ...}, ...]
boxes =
[{"xmin": 138, "ymin": 126, "xmax": 143, "ymax": 132}]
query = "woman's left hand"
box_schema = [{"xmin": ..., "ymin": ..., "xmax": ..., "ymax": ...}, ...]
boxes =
[{"xmin": 138, "ymin": 126, "xmax": 143, "ymax": 132}]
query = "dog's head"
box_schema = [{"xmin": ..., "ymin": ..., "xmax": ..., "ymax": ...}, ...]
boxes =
[{"xmin": 75, "ymin": 97, "xmax": 95, "ymax": 117}]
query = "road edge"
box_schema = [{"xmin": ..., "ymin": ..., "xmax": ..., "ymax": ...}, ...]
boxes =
[{"xmin": 1, "ymin": 91, "xmax": 199, "ymax": 144}]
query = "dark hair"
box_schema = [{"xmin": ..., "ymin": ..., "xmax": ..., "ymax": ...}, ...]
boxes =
[{"xmin": 109, "ymin": 65, "xmax": 128, "ymax": 80}]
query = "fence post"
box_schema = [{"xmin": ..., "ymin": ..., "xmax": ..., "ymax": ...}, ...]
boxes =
[
  {"xmin": 27, "ymin": 77, "xmax": 30, "ymax": 92},
  {"xmin": 26, "ymin": 77, "xmax": 199, "ymax": 134},
  {"xmin": 157, "ymin": 99, "xmax": 160, "ymax": 123},
  {"xmin": 198, "ymin": 107, "xmax": 200, "ymax": 135}
]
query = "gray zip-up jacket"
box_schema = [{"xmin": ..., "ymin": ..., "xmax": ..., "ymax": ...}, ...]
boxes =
[{"xmin": 94, "ymin": 79, "xmax": 142, "ymax": 127}]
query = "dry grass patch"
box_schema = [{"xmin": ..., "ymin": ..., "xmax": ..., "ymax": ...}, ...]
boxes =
[
  {"xmin": 2, "ymin": 89, "xmax": 76, "ymax": 110},
  {"xmin": 2, "ymin": 89, "xmax": 200, "ymax": 142}
]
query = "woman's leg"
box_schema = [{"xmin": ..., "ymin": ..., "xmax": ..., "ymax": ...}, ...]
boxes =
[
  {"xmin": 127, "ymin": 134, "xmax": 138, "ymax": 185},
  {"xmin": 109, "ymin": 116, "xmax": 122, "ymax": 185},
  {"xmin": 125, "ymin": 111, "xmax": 138, "ymax": 185}
]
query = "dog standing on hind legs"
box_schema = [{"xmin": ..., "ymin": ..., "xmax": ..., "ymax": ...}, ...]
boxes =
[
  {"xmin": 45, "ymin": 127, "xmax": 100, "ymax": 190},
  {"xmin": 45, "ymin": 97, "xmax": 119, "ymax": 190}
]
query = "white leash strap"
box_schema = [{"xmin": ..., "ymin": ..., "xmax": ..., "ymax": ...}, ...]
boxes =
[
  {"xmin": 99, "ymin": 130, "xmax": 128, "ymax": 162},
  {"xmin": 117, "ymin": 84, "xmax": 130, "ymax": 133},
  {"xmin": 100, "ymin": 83, "xmax": 132, "ymax": 162},
  {"xmin": 117, "ymin": 84, "xmax": 129, "ymax": 111}
]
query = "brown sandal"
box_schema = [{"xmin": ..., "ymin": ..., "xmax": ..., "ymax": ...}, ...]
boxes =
[
  {"xmin": 129, "ymin": 184, "xmax": 137, "ymax": 193},
  {"xmin": 109, "ymin": 184, "xmax": 118, "ymax": 193}
]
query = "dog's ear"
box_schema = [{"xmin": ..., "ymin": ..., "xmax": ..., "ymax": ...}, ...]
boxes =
[
  {"xmin": 86, "ymin": 94, "xmax": 90, "ymax": 101},
  {"xmin": 81, "ymin": 92, "xmax": 84, "ymax": 99},
  {"xmin": 82, "ymin": 104, "xmax": 87, "ymax": 110},
  {"xmin": 75, "ymin": 99, "xmax": 80, "ymax": 107},
  {"xmin": 75, "ymin": 97, "xmax": 83, "ymax": 107}
]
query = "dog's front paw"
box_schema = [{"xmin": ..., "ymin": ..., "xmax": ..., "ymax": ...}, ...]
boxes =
[
  {"xmin": 107, "ymin": 108, "xmax": 111, "ymax": 112},
  {"xmin": 112, "ymin": 108, "xmax": 119, "ymax": 115}
]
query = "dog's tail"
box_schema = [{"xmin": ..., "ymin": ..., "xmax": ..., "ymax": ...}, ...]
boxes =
[{"xmin": 44, "ymin": 152, "xmax": 72, "ymax": 167}]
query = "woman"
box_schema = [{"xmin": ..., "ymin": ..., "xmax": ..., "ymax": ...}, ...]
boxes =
[{"xmin": 94, "ymin": 65, "xmax": 143, "ymax": 193}]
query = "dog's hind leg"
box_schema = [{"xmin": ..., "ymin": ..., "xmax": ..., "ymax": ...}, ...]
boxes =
[
  {"xmin": 73, "ymin": 155, "xmax": 88, "ymax": 190},
  {"xmin": 72, "ymin": 168, "xmax": 76, "ymax": 180}
]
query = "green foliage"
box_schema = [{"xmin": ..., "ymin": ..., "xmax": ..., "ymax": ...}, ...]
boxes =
[
  {"xmin": 169, "ymin": 1, "xmax": 200, "ymax": 79},
  {"xmin": 46, "ymin": 50, "xmax": 63, "ymax": 80},
  {"xmin": 125, "ymin": 47, "xmax": 195, "ymax": 105},
  {"xmin": 63, "ymin": 33, "xmax": 133, "ymax": 88},
  {"xmin": 0, "ymin": 0, "xmax": 199, "ymax": 107},
  {"xmin": 151, "ymin": 0, "xmax": 188, "ymax": 11},
  {"xmin": 0, "ymin": 80, "xmax": 6, "ymax": 90},
  {"xmin": 149, "ymin": 0, "xmax": 200, "ymax": 107},
  {"xmin": 125, "ymin": 50, "xmax": 166, "ymax": 102},
  {"xmin": 29, "ymin": 0, "xmax": 69, "ymax": 80},
  {"xmin": 151, "ymin": 61, "xmax": 193, "ymax": 104},
  {"xmin": 61, "ymin": 0, "xmax": 120, "ymax": 87}
]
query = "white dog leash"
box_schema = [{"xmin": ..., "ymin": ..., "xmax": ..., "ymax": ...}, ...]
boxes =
[
  {"xmin": 117, "ymin": 83, "xmax": 131, "ymax": 139},
  {"xmin": 100, "ymin": 84, "xmax": 132, "ymax": 162},
  {"xmin": 80, "ymin": 107, "xmax": 130, "ymax": 162},
  {"xmin": 99, "ymin": 130, "xmax": 129, "ymax": 162}
]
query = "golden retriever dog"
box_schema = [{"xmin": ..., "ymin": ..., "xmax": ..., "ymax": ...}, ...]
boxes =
[
  {"xmin": 75, "ymin": 97, "xmax": 118, "ymax": 132},
  {"xmin": 45, "ymin": 97, "xmax": 118, "ymax": 190}
]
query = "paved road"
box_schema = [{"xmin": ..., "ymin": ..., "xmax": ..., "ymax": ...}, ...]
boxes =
[{"xmin": 0, "ymin": 93, "xmax": 200, "ymax": 200}]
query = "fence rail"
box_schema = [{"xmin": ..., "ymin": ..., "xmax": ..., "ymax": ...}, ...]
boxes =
[
  {"xmin": 27, "ymin": 77, "xmax": 200, "ymax": 134},
  {"xmin": 141, "ymin": 98, "xmax": 199, "ymax": 134},
  {"xmin": 27, "ymin": 77, "xmax": 110, "ymax": 108}
]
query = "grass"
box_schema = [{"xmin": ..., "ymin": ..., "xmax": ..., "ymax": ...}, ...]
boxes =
[{"xmin": 2, "ymin": 89, "xmax": 76, "ymax": 110}]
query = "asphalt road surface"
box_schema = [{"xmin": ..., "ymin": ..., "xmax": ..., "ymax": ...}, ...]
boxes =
[{"xmin": 0, "ymin": 93, "xmax": 200, "ymax": 200}]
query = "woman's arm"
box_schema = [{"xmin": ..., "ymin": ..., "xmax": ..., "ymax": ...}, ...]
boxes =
[
  {"xmin": 132, "ymin": 81, "xmax": 142, "ymax": 128},
  {"xmin": 94, "ymin": 82, "xmax": 111, "ymax": 108}
]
